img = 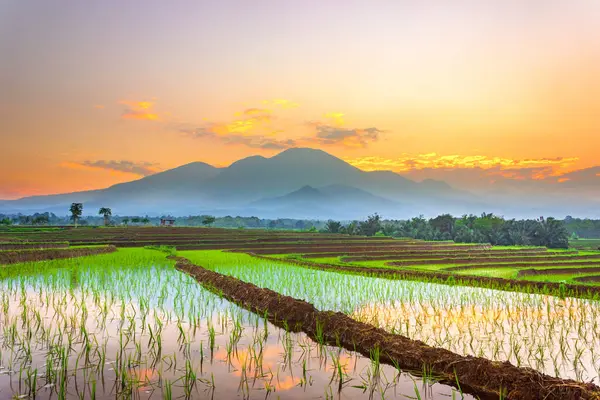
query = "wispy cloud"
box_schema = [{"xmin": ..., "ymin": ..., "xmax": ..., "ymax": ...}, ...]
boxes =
[
  {"xmin": 346, "ymin": 154, "xmax": 579, "ymax": 175},
  {"xmin": 182, "ymin": 100, "xmax": 383, "ymax": 149},
  {"xmin": 310, "ymin": 125, "xmax": 382, "ymax": 148},
  {"xmin": 119, "ymin": 100, "xmax": 160, "ymax": 121},
  {"xmin": 184, "ymin": 126, "xmax": 297, "ymax": 150},
  {"xmin": 61, "ymin": 160, "xmax": 161, "ymax": 176},
  {"xmin": 262, "ymin": 99, "xmax": 299, "ymax": 109}
]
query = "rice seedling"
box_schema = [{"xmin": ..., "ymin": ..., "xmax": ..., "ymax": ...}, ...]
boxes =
[
  {"xmin": 181, "ymin": 250, "xmax": 600, "ymax": 382},
  {"xmin": 0, "ymin": 248, "xmax": 465, "ymax": 399}
]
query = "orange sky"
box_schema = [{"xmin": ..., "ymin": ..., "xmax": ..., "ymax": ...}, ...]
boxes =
[{"xmin": 1, "ymin": 1, "xmax": 599, "ymax": 199}]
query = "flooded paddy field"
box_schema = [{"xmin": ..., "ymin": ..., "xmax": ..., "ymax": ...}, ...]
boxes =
[
  {"xmin": 182, "ymin": 250, "xmax": 600, "ymax": 383},
  {"xmin": 0, "ymin": 249, "xmax": 466, "ymax": 399}
]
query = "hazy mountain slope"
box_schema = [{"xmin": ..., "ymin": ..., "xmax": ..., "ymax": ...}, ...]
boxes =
[
  {"xmin": 249, "ymin": 184, "xmax": 403, "ymax": 219},
  {"xmin": 0, "ymin": 147, "xmax": 497, "ymax": 218},
  {"xmin": 199, "ymin": 148, "xmax": 456, "ymax": 205},
  {"xmin": 0, "ymin": 162, "xmax": 220, "ymax": 215}
]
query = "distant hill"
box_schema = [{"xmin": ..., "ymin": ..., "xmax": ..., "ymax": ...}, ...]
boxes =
[
  {"xmin": 3, "ymin": 147, "xmax": 596, "ymax": 219},
  {"xmin": 249, "ymin": 184, "xmax": 403, "ymax": 219}
]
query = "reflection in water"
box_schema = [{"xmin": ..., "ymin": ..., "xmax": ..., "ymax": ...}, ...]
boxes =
[
  {"xmin": 0, "ymin": 250, "xmax": 469, "ymax": 399},
  {"xmin": 187, "ymin": 251, "xmax": 600, "ymax": 382}
]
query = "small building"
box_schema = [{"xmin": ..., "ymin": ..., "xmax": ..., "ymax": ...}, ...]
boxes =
[{"xmin": 160, "ymin": 218, "xmax": 175, "ymax": 226}]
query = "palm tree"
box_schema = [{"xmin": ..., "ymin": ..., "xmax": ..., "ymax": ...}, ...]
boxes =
[
  {"xmin": 70, "ymin": 203, "xmax": 83, "ymax": 227},
  {"xmin": 122, "ymin": 218, "xmax": 130, "ymax": 226},
  {"xmin": 324, "ymin": 220, "xmax": 342, "ymax": 233},
  {"xmin": 141, "ymin": 217, "xmax": 150, "ymax": 225},
  {"xmin": 98, "ymin": 207, "xmax": 112, "ymax": 226}
]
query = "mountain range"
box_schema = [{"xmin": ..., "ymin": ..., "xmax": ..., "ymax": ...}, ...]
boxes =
[{"xmin": 1, "ymin": 148, "xmax": 598, "ymax": 219}]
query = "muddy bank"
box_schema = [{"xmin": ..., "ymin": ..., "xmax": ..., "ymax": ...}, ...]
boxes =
[
  {"xmin": 229, "ymin": 244, "xmax": 491, "ymax": 255},
  {"xmin": 575, "ymin": 275, "xmax": 600, "ymax": 283},
  {"xmin": 305, "ymin": 247, "xmax": 549, "ymax": 259},
  {"xmin": 0, "ymin": 246, "xmax": 117, "ymax": 265},
  {"xmin": 252, "ymin": 254, "xmax": 600, "ymax": 299},
  {"xmin": 0, "ymin": 242, "xmax": 69, "ymax": 250},
  {"xmin": 444, "ymin": 260, "xmax": 600, "ymax": 271},
  {"xmin": 518, "ymin": 267, "xmax": 600, "ymax": 277},
  {"xmin": 377, "ymin": 254, "xmax": 600, "ymax": 267},
  {"xmin": 340, "ymin": 250, "xmax": 561, "ymax": 262},
  {"xmin": 173, "ymin": 256, "xmax": 600, "ymax": 400}
]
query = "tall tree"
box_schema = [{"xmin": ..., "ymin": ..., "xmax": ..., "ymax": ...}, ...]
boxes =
[
  {"xmin": 359, "ymin": 213, "xmax": 382, "ymax": 236},
  {"xmin": 70, "ymin": 203, "xmax": 83, "ymax": 227},
  {"xmin": 202, "ymin": 216, "xmax": 216, "ymax": 227},
  {"xmin": 98, "ymin": 207, "xmax": 112, "ymax": 226},
  {"xmin": 324, "ymin": 220, "xmax": 342, "ymax": 234}
]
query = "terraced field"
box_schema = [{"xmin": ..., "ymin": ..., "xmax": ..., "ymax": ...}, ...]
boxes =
[{"xmin": 2, "ymin": 226, "xmax": 600, "ymax": 398}]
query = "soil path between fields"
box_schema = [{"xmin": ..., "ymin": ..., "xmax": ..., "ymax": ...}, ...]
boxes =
[
  {"xmin": 0, "ymin": 245, "xmax": 117, "ymax": 265},
  {"xmin": 172, "ymin": 255, "xmax": 600, "ymax": 400}
]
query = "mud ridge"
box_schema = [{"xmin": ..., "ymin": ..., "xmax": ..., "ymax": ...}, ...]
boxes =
[
  {"xmin": 172, "ymin": 255, "xmax": 600, "ymax": 400},
  {"xmin": 518, "ymin": 267, "xmax": 600, "ymax": 277},
  {"xmin": 444, "ymin": 261, "xmax": 600, "ymax": 271},
  {"xmin": 0, "ymin": 246, "xmax": 117, "ymax": 265}
]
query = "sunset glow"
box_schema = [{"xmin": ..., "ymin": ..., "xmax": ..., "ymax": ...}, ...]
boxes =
[{"xmin": 1, "ymin": 1, "xmax": 599, "ymax": 199}]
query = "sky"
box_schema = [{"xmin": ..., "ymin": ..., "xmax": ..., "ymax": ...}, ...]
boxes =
[{"xmin": 1, "ymin": 0, "xmax": 599, "ymax": 199}]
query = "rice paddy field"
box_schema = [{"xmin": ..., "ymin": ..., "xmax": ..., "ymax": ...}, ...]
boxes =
[{"xmin": 2, "ymin": 226, "xmax": 600, "ymax": 398}]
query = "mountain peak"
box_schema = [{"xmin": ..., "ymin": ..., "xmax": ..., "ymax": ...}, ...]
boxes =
[
  {"xmin": 275, "ymin": 147, "xmax": 330, "ymax": 156},
  {"xmin": 294, "ymin": 185, "xmax": 321, "ymax": 195}
]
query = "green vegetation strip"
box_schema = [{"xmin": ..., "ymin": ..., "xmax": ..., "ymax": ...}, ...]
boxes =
[
  {"xmin": 0, "ymin": 245, "xmax": 117, "ymax": 265},
  {"xmin": 254, "ymin": 254, "xmax": 600, "ymax": 300},
  {"xmin": 173, "ymin": 255, "xmax": 600, "ymax": 400}
]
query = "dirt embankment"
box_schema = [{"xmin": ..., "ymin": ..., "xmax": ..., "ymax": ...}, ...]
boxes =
[
  {"xmin": 173, "ymin": 256, "xmax": 600, "ymax": 400},
  {"xmin": 227, "ymin": 244, "xmax": 491, "ymax": 255},
  {"xmin": 575, "ymin": 275, "xmax": 600, "ymax": 283},
  {"xmin": 251, "ymin": 254, "xmax": 600, "ymax": 299},
  {"xmin": 340, "ymin": 250, "xmax": 560, "ymax": 262},
  {"xmin": 0, "ymin": 242, "xmax": 69, "ymax": 250},
  {"xmin": 304, "ymin": 247, "xmax": 546, "ymax": 258},
  {"xmin": 444, "ymin": 260, "xmax": 600, "ymax": 271},
  {"xmin": 518, "ymin": 267, "xmax": 600, "ymax": 277},
  {"xmin": 364, "ymin": 254, "xmax": 600, "ymax": 266},
  {"xmin": 0, "ymin": 246, "xmax": 117, "ymax": 265}
]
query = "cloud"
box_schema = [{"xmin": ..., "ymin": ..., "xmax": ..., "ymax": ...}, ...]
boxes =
[
  {"xmin": 182, "ymin": 100, "xmax": 382, "ymax": 150},
  {"xmin": 309, "ymin": 124, "xmax": 383, "ymax": 148},
  {"xmin": 324, "ymin": 112, "xmax": 345, "ymax": 126},
  {"xmin": 93, "ymin": 105, "xmax": 105, "ymax": 109},
  {"xmin": 183, "ymin": 126, "xmax": 297, "ymax": 150},
  {"xmin": 119, "ymin": 100, "xmax": 160, "ymax": 121},
  {"xmin": 61, "ymin": 160, "xmax": 161, "ymax": 176},
  {"xmin": 346, "ymin": 154, "xmax": 579, "ymax": 174},
  {"xmin": 556, "ymin": 166, "xmax": 600, "ymax": 187},
  {"xmin": 262, "ymin": 99, "xmax": 299, "ymax": 109}
]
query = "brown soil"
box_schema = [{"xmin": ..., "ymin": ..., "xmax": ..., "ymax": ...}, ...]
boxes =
[
  {"xmin": 575, "ymin": 275, "xmax": 600, "ymax": 283},
  {"xmin": 352, "ymin": 254, "xmax": 600, "ymax": 266},
  {"xmin": 0, "ymin": 246, "xmax": 117, "ymax": 265},
  {"xmin": 444, "ymin": 261, "xmax": 600, "ymax": 271},
  {"xmin": 518, "ymin": 267, "xmax": 600, "ymax": 277},
  {"xmin": 228, "ymin": 244, "xmax": 491, "ymax": 255},
  {"xmin": 173, "ymin": 256, "xmax": 600, "ymax": 400},
  {"xmin": 0, "ymin": 242, "xmax": 69, "ymax": 250},
  {"xmin": 304, "ymin": 247, "xmax": 547, "ymax": 258}
]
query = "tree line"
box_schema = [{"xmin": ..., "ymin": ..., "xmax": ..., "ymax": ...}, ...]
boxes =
[
  {"xmin": 0, "ymin": 205, "xmax": 576, "ymax": 249},
  {"xmin": 322, "ymin": 213, "xmax": 570, "ymax": 249}
]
